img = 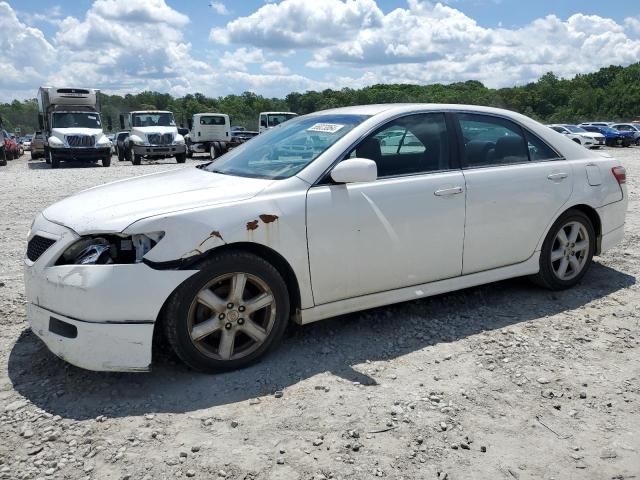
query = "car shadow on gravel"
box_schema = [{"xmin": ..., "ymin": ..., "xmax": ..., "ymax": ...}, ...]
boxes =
[{"xmin": 8, "ymin": 262, "xmax": 635, "ymax": 420}]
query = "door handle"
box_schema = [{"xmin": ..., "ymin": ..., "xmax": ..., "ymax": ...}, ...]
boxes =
[
  {"xmin": 434, "ymin": 186, "xmax": 463, "ymax": 196},
  {"xmin": 547, "ymin": 173, "xmax": 568, "ymax": 181}
]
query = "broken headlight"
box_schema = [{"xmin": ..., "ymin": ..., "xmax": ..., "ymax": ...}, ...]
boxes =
[{"xmin": 57, "ymin": 232, "xmax": 164, "ymax": 265}]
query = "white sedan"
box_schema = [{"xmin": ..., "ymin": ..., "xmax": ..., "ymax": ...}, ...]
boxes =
[{"xmin": 25, "ymin": 104, "xmax": 628, "ymax": 372}]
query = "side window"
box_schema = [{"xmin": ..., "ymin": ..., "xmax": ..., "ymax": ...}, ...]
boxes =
[
  {"xmin": 458, "ymin": 113, "xmax": 528, "ymax": 167},
  {"xmin": 348, "ymin": 113, "xmax": 450, "ymax": 178},
  {"xmin": 524, "ymin": 131, "xmax": 561, "ymax": 161}
]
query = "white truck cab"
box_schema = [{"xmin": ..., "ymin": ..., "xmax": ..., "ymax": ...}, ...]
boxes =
[
  {"xmin": 121, "ymin": 110, "xmax": 186, "ymax": 165},
  {"xmin": 258, "ymin": 111, "xmax": 297, "ymax": 133},
  {"xmin": 37, "ymin": 87, "xmax": 112, "ymax": 168}
]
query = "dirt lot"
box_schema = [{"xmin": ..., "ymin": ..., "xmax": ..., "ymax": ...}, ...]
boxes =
[{"xmin": 0, "ymin": 149, "xmax": 638, "ymax": 480}]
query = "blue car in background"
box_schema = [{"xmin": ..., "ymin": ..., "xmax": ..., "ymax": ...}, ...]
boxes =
[{"xmin": 581, "ymin": 125, "xmax": 633, "ymax": 147}]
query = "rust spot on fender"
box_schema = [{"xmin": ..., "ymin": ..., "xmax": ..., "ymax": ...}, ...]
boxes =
[
  {"xmin": 259, "ymin": 214, "xmax": 279, "ymax": 224},
  {"xmin": 246, "ymin": 220, "xmax": 259, "ymax": 231}
]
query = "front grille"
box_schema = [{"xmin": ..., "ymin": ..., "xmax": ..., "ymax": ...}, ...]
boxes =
[
  {"xmin": 27, "ymin": 235, "xmax": 56, "ymax": 262},
  {"xmin": 147, "ymin": 133, "xmax": 173, "ymax": 145},
  {"xmin": 66, "ymin": 135, "xmax": 95, "ymax": 147}
]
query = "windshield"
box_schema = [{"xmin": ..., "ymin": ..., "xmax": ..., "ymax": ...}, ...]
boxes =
[
  {"xmin": 52, "ymin": 112, "xmax": 101, "ymax": 129},
  {"xmin": 267, "ymin": 113, "xmax": 296, "ymax": 127},
  {"xmin": 564, "ymin": 125, "xmax": 587, "ymax": 133},
  {"xmin": 205, "ymin": 114, "xmax": 369, "ymax": 179},
  {"xmin": 132, "ymin": 112, "xmax": 176, "ymax": 127}
]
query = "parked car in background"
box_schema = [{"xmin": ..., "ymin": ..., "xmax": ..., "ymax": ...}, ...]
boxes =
[
  {"xmin": 0, "ymin": 129, "xmax": 6, "ymax": 166},
  {"xmin": 21, "ymin": 136, "xmax": 32, "ymax": 151},
  {"xmin": 611, "ymin": 123, "xmax": 640, "ymax": 145},
  {"xmin": 231, "ymin": 130, "xmax": 259, "ymax": 143},
  {"xmin": 581, "ymin": 125, "xmax": 633, "ymax": 147},
  {"xmin": 24, "ymin": 104, "xmax": 628, "ymax": 372},
  {"xmin": 30, "ymin": 131, "xmax": 45, "ymax": 159},
  {"xmin": 114, "ymin": 131, "xmax": 130, "ymax": 161},
  {"xmin": 2, "ymin": 130, "xmax": 21, "ymax": 159},
  {"xmin": 547, "ymin": 124, "xmax": 600, "ymax": 148},
  {"xmin": 579, "ymin": 122, "xmax": 614, "ymax": 128}
]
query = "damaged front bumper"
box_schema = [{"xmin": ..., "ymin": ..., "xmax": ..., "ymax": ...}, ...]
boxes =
[{"xmin": 24, "ymin": 214, "xmax": 197, "ymax": 372}]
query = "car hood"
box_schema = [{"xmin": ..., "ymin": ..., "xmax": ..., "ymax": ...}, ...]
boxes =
[{"xmin": 42, "ymin": 167, "xmax": 273, "ymax": 234}]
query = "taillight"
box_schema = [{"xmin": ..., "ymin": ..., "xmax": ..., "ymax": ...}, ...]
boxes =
[{"xmin": 612, "ymin": 166, "xmax": 626, "ymax": 184}]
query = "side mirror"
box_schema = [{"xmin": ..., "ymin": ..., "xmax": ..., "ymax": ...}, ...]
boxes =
[
  {"xmin": 187, "ymin": 119, "xmax": 193, "ymax": 130},
  {"xmin": 119, "ymin": 114, "xmax": 125, "ymax": 130},
  {"xmin": 330, "ymin": 158, "xmax": 377, "ymax": 184}
]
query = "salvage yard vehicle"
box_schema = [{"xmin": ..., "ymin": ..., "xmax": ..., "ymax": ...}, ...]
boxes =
[
  {"xmin": 121, "ymin": 110, "xmax": 186, "ymax": 164},
  {"xmin": 38, "ymin": 86, "xmax": 113, "ymax": 168},
  {"xmin": 0, "ymin": 129, "xmax": 6, "ymax": 166},
  {"xmin": 611, "ymin": 123, "xmax": 640, "ymax": 145},
  {"xmin": 2, "ymin": 129, "xmax": 21, "ymax": 159},
  {"xmin": 25, "ymin": 104, "xmax": 628, "ymax": 373},
  {"xmin": 185, "ymin": 113, "xmax": 239, "ymax": 159},
  {"xmin": 113, "ymin": 131, "xmax": 129, "ymax": 161},
  {"xmin": 258, "ymin": 111, "xmax": 297, "ymax": 133},
  {"xmin": 581, "ymin": 125, "xmax": 633, "ymax": 147},
  {"xmin": 30, "ymin": 131, "xmax": 45, "ymax": 159},
  {"xmin": 547, "ymin": 124, "xmax": 596, "ymax": 148}
]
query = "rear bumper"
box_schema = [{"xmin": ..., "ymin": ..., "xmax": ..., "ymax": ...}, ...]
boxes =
[
  {"xmin": 133, "ymin": 144, "xmax": 186, "ymax": 157},
  {"xmin": 27, "ymin": 303, "xmax": 153, "ymax": 372},
  {"xmin": 50, "ymin": 147, "xmax": 111, "ymax": 160}
]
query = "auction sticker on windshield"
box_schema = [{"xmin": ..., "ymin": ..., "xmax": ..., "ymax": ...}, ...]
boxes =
[{"xmin": 307, "ymin": 123, "xmax": 345, "ymax": 134}]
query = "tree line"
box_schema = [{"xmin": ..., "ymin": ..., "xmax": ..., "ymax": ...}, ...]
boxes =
[{"xmin": 1, "ymin": 62, "xmax": 638, "ymax": 135}]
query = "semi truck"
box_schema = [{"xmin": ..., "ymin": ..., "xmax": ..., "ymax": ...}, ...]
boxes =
[
  {"xmin": 37, "ymin": 87, "xmax": 112, "ymax": 168},
  {"xmin": 258, "ymin": 111, "xmax": 297, "ymax": 133},
  {"xmin": 120, "ymin": 110, "xmax": 186, "ymax": 165},
  {"xmin": 184, "ymin": 113, "xmax": 247, "ymax": 159}
]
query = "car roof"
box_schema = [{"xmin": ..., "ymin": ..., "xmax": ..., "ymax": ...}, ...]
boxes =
[{"xmin": 313, "ymin": 103, "xmax": 528, "ymax": 118}]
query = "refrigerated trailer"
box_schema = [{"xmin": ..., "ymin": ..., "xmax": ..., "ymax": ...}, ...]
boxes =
[{"xmin": 37, "ymin": 87, "xmax": 112, "ymax": 168}]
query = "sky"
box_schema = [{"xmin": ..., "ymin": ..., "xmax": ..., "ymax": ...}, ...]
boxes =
[{"xmin": 0, "ymin": 0, "xmax": 639, "ymax": 102}]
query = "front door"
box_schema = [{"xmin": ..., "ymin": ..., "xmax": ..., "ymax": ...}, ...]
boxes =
[{"xmin": 306, "ymin": 112, "xmax": 466, "ymax": 305}]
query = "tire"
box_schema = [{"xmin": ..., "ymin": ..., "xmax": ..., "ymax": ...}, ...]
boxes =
[
  {"xmin": 163, "ymin": 251, "xmax": 290, "ymax": 372},
  {"xmin": 132, "ymin": 152, "xmax": 141, "ymax": 165},
  {"xmin": 102, "ymin": 155, "xmax": 111, "ymax": 167},
  {"xmin": 176, "ymin": 153, "xmax": 186, "ymax": 163},
  {"xmin": 117, "ymin": 148, "xmax": 125, "ymax": 161},
  {"xmin": 49, "ymin": 150, "xmax": 60, "ymax": 169},
  {"xmin": 531, "ymin": 209, "xmax": 595, "ymax": 290},
  {"xmin": 209, "ymin": 144, "xmax": 216, "ymax": 160},
  {"xmin": 0, "ymin": 149, "xmax": 6, "ymax": 167},
  {"xmin": 636, "ymin": 138, "xmax": 640, "ymax": 146}
]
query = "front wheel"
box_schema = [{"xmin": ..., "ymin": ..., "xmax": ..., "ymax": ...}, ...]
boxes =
[
  {"xmin": 176, "ymin": 152, "xmax": 186, "ymax": 163},
  {"xmin": 163, "ymin": 251, "xmax": 290, "ymax": 372},
  {"xmin": 49, "ymin": 150, "xmax": 60, "ymax": 168},
  {"xmin": 531, "ymin": 210, "xmax": 595, "ymax": 290},
  {"xmin": 102, "ymin": 155, "xmax": 111, "ymax": 167},
  {"xmin": 0, "ymin": 149, "xmax": 6, "ymax": 166}
]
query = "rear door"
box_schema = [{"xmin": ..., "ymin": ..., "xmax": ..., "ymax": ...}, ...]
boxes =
[{"xmin": 454, "ymin": 113, "xmax": 572, "ymax": 274}]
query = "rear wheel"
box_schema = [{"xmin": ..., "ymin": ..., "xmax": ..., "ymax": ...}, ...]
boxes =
[
  {"xmin": 132, "ymin": 151, "xmax": 141, "ymax": 165},
  {"xmin": 102, "ymin": 155, "xmax": 111, "ymax": 167},
  {"xmin": 531, "ymin": 209, "xmax": 595, "ymax": 290},
  {"xmin": 209, "ymin": 144, "xmax": 217, "ymax": 160},
  {"xmin": 164, "ymin": 251, "xmax": 290, "ymax": 372},
  {"xmin": 117, "ymin": 148, "xmax": 125, "ymax": 161},
  {"xmin": 176, "ymin": 153, "xmax": 186, "ymax": 163},
  {"xmin": 0, "ymin": 149, "xmax": 6, "ymax": 166}
]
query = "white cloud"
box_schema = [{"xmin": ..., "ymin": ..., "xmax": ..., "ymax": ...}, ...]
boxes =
[
  {"xmin": 219, "ymin": 48, "xmax": 265, "ymax": 72},
  {"xmin": 210, "ymin": 0, "xmax": 383, "ymax": 48},
  {"xmin": 209, "ymin": 2, "xmax": 229, "ymax": 15},
  {"xmin": 262, "ymin": 61, "xmax": 290, "ymax": 75}
]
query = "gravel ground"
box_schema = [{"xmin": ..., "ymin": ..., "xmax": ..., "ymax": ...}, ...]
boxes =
[{"xmin": 0, "ymin": 149, "xmax": 638, "ymax": 480}]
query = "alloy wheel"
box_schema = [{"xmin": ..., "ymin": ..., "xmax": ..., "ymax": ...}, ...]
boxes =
[
  {"xmin": 187, "ymin": 272, "xmax": 276, "ymax": 361},
  {"xmin": 550, "ymin": 221, "xmax": 589, "ymax": 281}
]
